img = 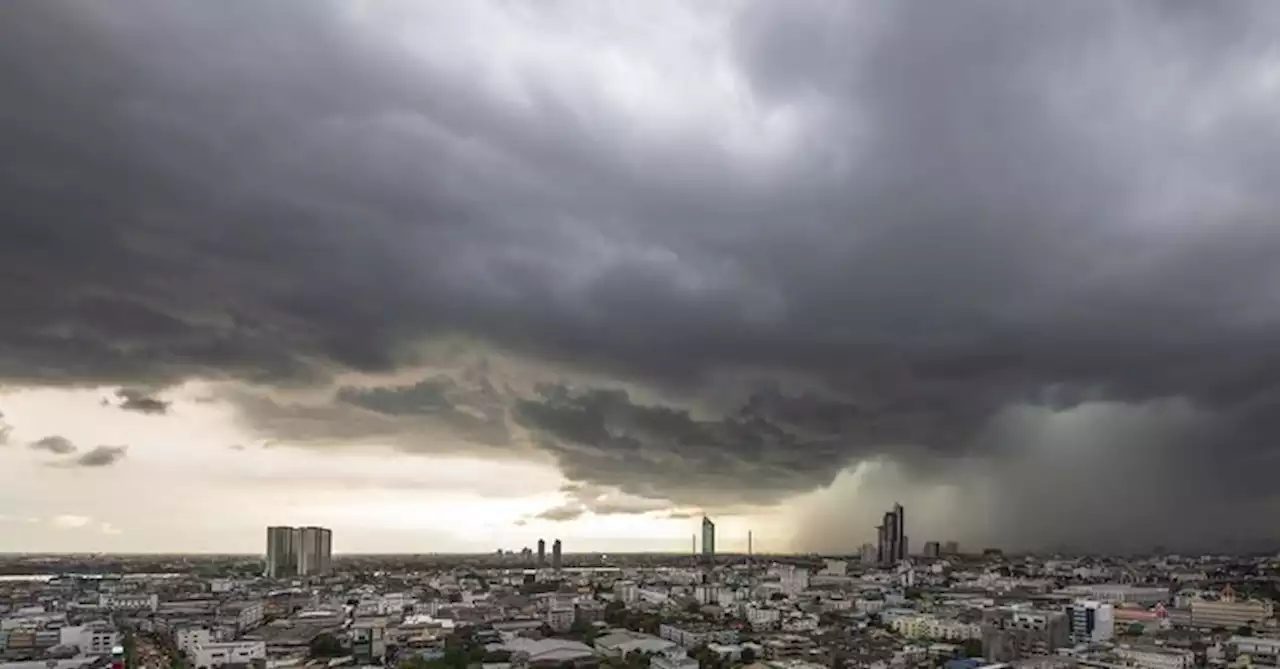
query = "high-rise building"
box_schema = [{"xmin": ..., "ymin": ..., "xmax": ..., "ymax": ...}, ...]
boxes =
[
  {"xmin": 266, "ymin": 525, "xmax": 332, "ymax": 578},
  {"xmin": 551, "ymin": 539, "xmax": 562, "ymax": 570},
  {"xmin": 265, "ymin": 526, "xmax": 297, "ymax": 578},
  {"xmin": 875, "ymin": 503, "xmax": 908, "ymax": 565},
  {"xmin": 700, "ymin": 516, "xmax": 716, "ymax": 564},
  {"xmin": 943, "ymin": 540, "xmax": 960, "ymax": 555},
  {"xmin": 537, "ymin": 539, "xmax": 546, "ymax": 566},
  {"xmin": 923, "ymin": 541, "xmax": 941, "ymax": 558}
]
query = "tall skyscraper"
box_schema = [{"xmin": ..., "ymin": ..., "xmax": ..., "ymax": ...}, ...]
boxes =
[
  {"xmin": 265, "ymin": 526, "xmax": 297, "ymax": 578},
  {"xmin": 537, "ymin": 538, "xmax": 546, "ymax": 566},
  {"xmin": 551, "ymin": 539, "xmax": 562, "ymax": 570},
  {"xmin": 701, "ymin": 516, "xmax": 716, "ymax": 564},
  {"xmin": 895, "ymin": 503, "xmax": 907, "ymax": 560},
  {"xmin": 266, "ymin": 525, "xmax": 333, "ymax": 578},
  {"xmin": 875, "ymin": 504, "xmax": 907, "ymax": 565}
]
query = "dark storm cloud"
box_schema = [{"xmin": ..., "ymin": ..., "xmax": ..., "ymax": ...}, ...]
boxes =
[
  {"xmin": 29, "ymin": 435, "xmax": 78, "ymax": 455},
  {"xmin": 114, "ymin": 389, "xmax": 171, "ymax": 415},
  {"xmin": 514, "ymin": 384, "xmax": 860, "ymax": 506},
  {"xmin": 530, "ymin": 482, "xmax": 688, "ymax": 522},
  {"xmin": 70, "ymin": 446, "xmax": 129, "ymax": 468},
  {"xmin": 3, "ymin": 1, "xmax": 1280, "ymax": 549}
]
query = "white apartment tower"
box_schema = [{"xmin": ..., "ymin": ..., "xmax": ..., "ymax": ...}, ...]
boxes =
[{"xmin": 265, "ymin": 525, "xmax": 332, "ymax": 578}]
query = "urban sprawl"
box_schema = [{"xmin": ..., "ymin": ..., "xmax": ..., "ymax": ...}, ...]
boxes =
[{"xmin": 3, "ymin": 507, "xmax": 1280, "ymax": 669}]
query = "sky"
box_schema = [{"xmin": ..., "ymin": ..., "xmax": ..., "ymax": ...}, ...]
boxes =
[{"xmin": 3, "ymin": 1, "xmax": 1280, "ymax": 555}]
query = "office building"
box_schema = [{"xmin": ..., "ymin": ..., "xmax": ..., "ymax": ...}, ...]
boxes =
[
  {"xmin": 1067, "ymin": 600, "xmax": 1115, "ymax": 643},
  {"xmin": 552, "ymin": 538, "xmax": 562, "ymax": 570},
  {"xmin": 265, "ymin": 525, "xmax": 332, "ymax": 578},
  {"xmin": 943, "ymin": 540, "xmax": 960, "ymax": 555},
  {"xmin": 876, "ymin": 503, "xmax": 907, "ymax": 564},
  {"xmin": 701, "ymin": 516, "xmax": 716, "ymax": 564},
  {"xmin": 923, "ymin": 541, "xmax": 941, "ymax": 558},
  {"xmin": 537, "ymin": 538, "xmax": 546, "ymax": 566}
]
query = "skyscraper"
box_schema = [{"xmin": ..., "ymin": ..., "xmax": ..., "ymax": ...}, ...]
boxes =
[
  {"xmin": 551, "ymin": 539, "xmax": 562, "ymax": 570},
  {"xmin": 875, "ymin": 504, "xmax": 907, "ymax": 565},
  {"xmin": 537, "ymin": 538, "xmax": 546, "ymax": 566},
  {"xmin": 701, "ymin": 516, "xmax": 716, "ymax": 564}
]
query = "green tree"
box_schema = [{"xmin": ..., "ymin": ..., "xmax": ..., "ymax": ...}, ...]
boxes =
[
  {"xmin": 309, "ymin": 633, "xmax": 346, "ymax": 659},
  {"xmin": 605, "ymin": 601, "xmax": 627, "ymax": 625},
  {"xmin": 1126, "ymin": 623, "xmax": 1145, "ymax": 636},
  {"xmin": 741, "ymin": 647, "xmax": 757, "ymax": 664},
  {"xmin": 961, "ymin": 639, "xmax": 983, "ymax": 658},
  {"xmin": 1236, "ymin": 626, "xmax": 1254, "ymax": 637}
]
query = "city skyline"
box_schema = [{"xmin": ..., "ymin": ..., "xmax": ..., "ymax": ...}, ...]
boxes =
[{"xmin": 4, "ymin": 2, "xmax": 1280, "ymax": 554}]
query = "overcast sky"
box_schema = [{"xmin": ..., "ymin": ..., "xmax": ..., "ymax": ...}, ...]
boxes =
[{"xmin": 3, "ymin": 0, "xmax": 1280, "ymax": 555}]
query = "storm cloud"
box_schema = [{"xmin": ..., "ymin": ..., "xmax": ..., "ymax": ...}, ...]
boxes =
[
  {"xmin": 3, "ymin": 1, "xmax": 1280, "ymax": 549},
  {"xmin": 70, "ymin": 446, "xmax": 129, "ymax": 468},
  {"xmin": 29, "ymin": 436, "xmax": 78, "ymax": 455},
  {"xmin": 113, "ymin": 389, "xmax": 171, "ymax": 415}
]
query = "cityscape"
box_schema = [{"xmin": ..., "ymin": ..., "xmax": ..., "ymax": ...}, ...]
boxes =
[
  {"xmin": 3, "ymin": 512, "xmax": 1280, "ymax": 669},
  {"xmin": 5, "ymin": 4, "xmax": 1280, "ymax": 669}
]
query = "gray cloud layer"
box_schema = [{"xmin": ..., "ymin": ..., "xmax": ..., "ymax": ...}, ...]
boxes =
[
  {"xmin": 3, "ymin": 1, "xmax": 1280, "ymax": 549},
  {"xmin": 29, "ymin": 436, "xmax": 78, "ymax": 455},
  {"xmin": 70, "ymin": 446, "xmax": 129, "ymax": 468}
]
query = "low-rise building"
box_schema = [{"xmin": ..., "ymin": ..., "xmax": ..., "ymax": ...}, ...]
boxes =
[
  {"xmin": 58, "ymin": 623, "xmax": 119, "ymax": 655},
  {"xmin": 1116, "ymin": 646, "xmax": 1195, "ymax": 669},
  {"xmin": 175, "ymin": 628, "xmax": 214, "ymax": 656},
  {"xmin": 650, "ymin": 647, "xmax": 698, "ymax": 669},
  {"xmin": 658, "ymin": 624, "xmax": 738, "ymax": 648},
  {"xmin": 545, "ymin": 607, "xmax": 575, "ymax": 633},
  {"xmin": 190, "ymin": 640, "xmax": 266, "ymax": 669},
  {"xmin": 99, "ymin": 594, "xmax": 159, "ymax": 613}
]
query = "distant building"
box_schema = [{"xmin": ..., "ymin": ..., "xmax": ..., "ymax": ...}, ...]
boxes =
[
  {"xmin": 822, "ymin": 560, "xmax": 847, "ymax": 576},
  {"xmin": 537, "ymin": 538, "xmax": 546, "ymax": 566},
  {"xmin": 58, "ymin": 623, "xmax": 120, "ymax": 655},
  {"xmin": 1116, "ymin": 646, "xmax": 1194, "ymax": 669},
  {"xmin": 651, "ymin": 646, "xmax": 699, "ymax": 669},
  {"xmin": 1190, "ymin": 588, "xmax": 1273, "ymax": 629},
  {"xmin": 265, "ymin": 526, "xmax": 296, "ymax": 578},
  {"xmin": 778, "ymin": 565, "xmax": 810, "ymax": 594},
  {"xmin": 98, "ymin": 594, "xmax": 158, "ymax": 612},
  {"xmin": 551, "ymin": 539, "xmax": 562, "ymax": 570},
  {"xmin": 1058, "ymin": 584, "xmax": 1169, "ymax": 606},
  {"xmin": 296, "ymin": 526, "xmax": 332, "ymax": 576},
  {"xmin": 980, "ymin": 608, "xmax": 1069, "ymax": 662},
  {"xmin": 1066, "ymin": 600, "xmax": 1115, "ymax": 643},
  {"xmin": 943, "ymin": 541, "xmax": 960, "ymax": 555},
  {"xmin": 265, "ymin": 525, "xmax": 332, "ymax": 578},
  {"xmin": 923, "ymin": 541, "xmax": 941, "ymax": 558},
  {"xmin": 189, "ymin": 640, "xmax": 266, "ymax": 669},
  {"xmin": 701, "ymin": 516, "xmax": 716, "ymax": 564},
  {"xmin": 876, "ymin": 503, "xmax": 907, "ymax": 564},
  {"xmin": 859, "ymin": 543, "xmax": 877, "ymax": 564}
]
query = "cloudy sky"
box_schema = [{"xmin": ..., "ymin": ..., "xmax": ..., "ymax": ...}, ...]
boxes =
[{"xmin": 3, "ymin": 1, "xmax": 1280, "ymax": 555}]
